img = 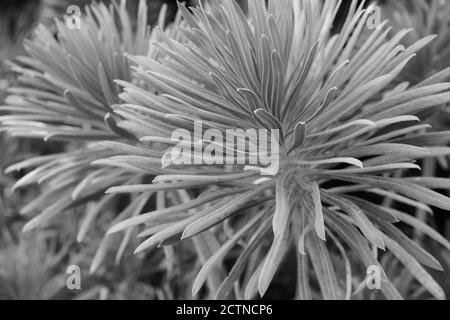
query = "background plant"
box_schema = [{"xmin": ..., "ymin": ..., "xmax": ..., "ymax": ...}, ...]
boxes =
[
  {"xmin": 376, "ymin": 0, "xmax": 450, "ymax": 256},
  {"xmin": 0, "ymin": 0, "xmax": 196, "ymax": 299},
  {"xmin": 1, "ymin": 0, "xmax": 168, "ymax": 270}
]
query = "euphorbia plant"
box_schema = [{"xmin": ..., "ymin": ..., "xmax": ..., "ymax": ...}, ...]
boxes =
[
  {"xmin": 2, "ymin": 0, "xmax": 450, "ymax": 300},
  {"xmin": 379, "ymin": 0, "xmax": 450, "ymax": 238},
  {"xmin": 0, "ymin": 0, "xmax": 185, "ymax": 272},
  {"xmin": 102, "ymin": 0, "xmax": 450, "ymax": 299}
]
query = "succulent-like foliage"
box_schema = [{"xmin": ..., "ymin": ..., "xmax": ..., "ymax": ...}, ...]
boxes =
[
  {"xmin": 3, "ymin": 0, "xmax": 450, "ymax": 300},
  {"xmin": 3, "ymin": 0, "xmax": 153, "ymax": 139},
  {"xmin": 380, "ymin": 0, "xmax": 450, "ymax": 129},
  {"xmin": 0, "ymin": 0, "xmax": 180, "ymax": 270},
  {"xmin": 42, "ymin": 0, "xmax": 184, "ymax": 28},
  {"xmin": 382, "ymin": 0, "xmax": 450, "ymax": 86},
  {"xmin": 95, "ymin": 0, "xmax": 450, "ymax": 299},
  {"xmin": 379, "ymin": 0, "xmax": 450, "ymax": 228}
]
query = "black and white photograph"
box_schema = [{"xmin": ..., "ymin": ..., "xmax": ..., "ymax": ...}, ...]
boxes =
[{"xmin": 1, "ymin": 0, "xmax": 450, "ymax": 309}]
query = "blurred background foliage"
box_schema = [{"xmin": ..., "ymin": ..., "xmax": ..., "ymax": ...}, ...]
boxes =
[{"xmin": 0, "ymin": 0, "xmax": 449, "ymax": 300}]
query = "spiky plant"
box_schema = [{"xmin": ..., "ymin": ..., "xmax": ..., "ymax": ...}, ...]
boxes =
[
  {"xmin": 378, "ymin": 0, "xmax": 450, "ymax": 236},
  {"xmin": 380, "ymin": 0, "xmax": 450, "ymax": 130},
  {"xmin": 41, "ymin": 0, "xmax": 184, "ymax": 28},
  {"xmin": 381, "ymin": 0, "xmax": 450, "ymax": 86},
  {"xmin": 3, "ymin": 0, "xmax": 450, "ymax": 300},
  {"xmin": 90, "ymin": 0, "xmax": 450, "ymax": 300},
  {"xmin": 0, "ymin": 0, "xmax": 183, "ymax": 271}
]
